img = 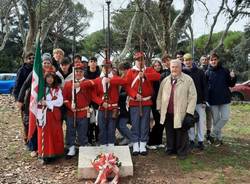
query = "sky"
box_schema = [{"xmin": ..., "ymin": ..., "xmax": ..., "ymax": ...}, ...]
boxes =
[{"xmin": 78, "ymin": 0, "xmax": 249, "ymax": 38}]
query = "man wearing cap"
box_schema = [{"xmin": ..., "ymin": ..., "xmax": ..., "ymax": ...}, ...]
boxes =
[
  {"xmin": 14, "ymin": 52, "xmax": 34, "ymax": 144},
  {"xmin": 183, "ymin": 53, "xmax": 208, "ymax": 150},
  {"xmin": 56, "ymin": 57, "xmax": 73, "ymax": 88},
  {"xmin": 63, "ymin": 63, "xmax": 96, "ymax": 158},
  {"xmin": 124, "ymin": 51, "xmax": 160, "ymax": 156},
  {"xmin": 91, "ymin": 59, "xmax": 126, "ymax": 147},
  {"xmin": 157, "ymin": 59, "xmax": 197, "ymax": 160}
]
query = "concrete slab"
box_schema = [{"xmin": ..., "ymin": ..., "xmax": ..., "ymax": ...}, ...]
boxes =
[{"xmin": 78, "ymin": 146, "xmax": 133, "ymax": 179}]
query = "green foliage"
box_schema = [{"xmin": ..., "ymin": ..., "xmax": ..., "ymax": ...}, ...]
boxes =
[
  {"xmin": 80, "ymin": 30, "xmax": 106, "ymax": 57},
  {"xmin": 193, "ymin": 31, "xmax": 243, "ymax": 53}
]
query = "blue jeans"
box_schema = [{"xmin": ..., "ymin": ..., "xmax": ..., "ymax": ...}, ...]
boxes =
[
  {"xmin": 210, "ymin": 104, "xmax": 230, "ymax": 140},
  {"xmin": 117, "ymin": 117, "xmax": 132, "ymax": 142},
  {"xmin": 98, "ymin": 111, "xmax": 116, "ymax": 145},
  {"xmin": 130, "ymin": 106, "xmax": 151, "ymax": 143},
  {"xmin": 188, "ymin": 104, "xmax": 206, "ymax": 142},
  {"xmin": 66, "ymin": 116, "xmax": 88, "ymax": 146}
]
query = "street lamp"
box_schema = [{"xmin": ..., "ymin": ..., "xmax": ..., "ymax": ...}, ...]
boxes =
[{"xmin": 106, "ymin": 0, "xmax": 111, "ymax": 60}]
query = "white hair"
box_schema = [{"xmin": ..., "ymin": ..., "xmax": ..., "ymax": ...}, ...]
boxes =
[{"xmin": 170, "ymin": 59, "xmax": 182, "ymax": 67}]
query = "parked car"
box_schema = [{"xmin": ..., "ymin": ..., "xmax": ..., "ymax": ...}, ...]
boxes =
[
  {"xmin": 0, "ymin": 73, "xmax": 17, "ymax": 94},
  {"xmin": 230, "ymin": 80, "xmax": 250, "ymax": 101}
]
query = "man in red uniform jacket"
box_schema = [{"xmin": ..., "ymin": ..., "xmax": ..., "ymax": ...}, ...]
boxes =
[
  {"xmin": 125, "ymin": 51, "xmax": 160, "ymax": 156},
  {"xmin": 63, "ymin": 63, "xmax": 95, "ymax": 158},
  {"xmin": 92, "ymin": 59, "xmax": 126, "ymax": 147}
]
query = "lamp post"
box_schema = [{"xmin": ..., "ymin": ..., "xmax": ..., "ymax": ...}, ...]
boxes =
[{"xmin": 106, "ymin": 0, "xmax": 111, "ymax": 60}]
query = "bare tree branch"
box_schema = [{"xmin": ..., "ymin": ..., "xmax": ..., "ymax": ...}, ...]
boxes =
[
  {"xmin": 0, "ymin": 1, "xmax": 14, "ymax": 51},
  {"xmin": 196, "ymin": 0, "xmax": 209, "ymax": 25},
  {"xmin": 113, "ymin": 1, "xmax": 140, "ymax": 62},
  {"xmin": 40, "ymin": 0, "xmax": 70, "ymax": 47},
  {"xmin": 203, "ymin": 0, "xmax": 225, "ymax": 54},
  {"xmin": 13, "ymin": 0, "xmax": 26, "ymax": 44},
  {"xmin": 213, "ymin": 0, "xmax": 243, "ymax": 51}
]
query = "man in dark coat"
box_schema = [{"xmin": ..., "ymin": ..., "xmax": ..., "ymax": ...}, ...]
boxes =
[
  {"xmin": 183, "ymin": 53, "xmax": 208, "ymax": 150},
  {"xmin": 205, "ymin": 52, "xmax": 236, "ymax": 146},
  {"xmin": 14, "ymin": 52, "xmax": 34, "ymax": 144}
]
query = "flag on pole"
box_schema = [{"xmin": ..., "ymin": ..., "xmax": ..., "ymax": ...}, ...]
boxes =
[{"xmin": 28, "ymin": 39, "xmax": 45, "ymax": 139}]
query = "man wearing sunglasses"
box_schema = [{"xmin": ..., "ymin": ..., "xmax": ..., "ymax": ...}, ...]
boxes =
[{"xmin": 14, "ymin": 52, "xmax": 34, "ymax": 144}]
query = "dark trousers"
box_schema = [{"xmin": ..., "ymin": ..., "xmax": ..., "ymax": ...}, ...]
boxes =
[
  {"xmin": 148, "ymin": 107, "xmax": 164, "ymax": 145},
  {"xmin": 98, "ymin": 111, "xmax": 116, "ymax": 145},
  {"xmin": 88, "ymin": 123, "xmax": 99, "ymax": 144},
  {"xmin": 165, "ymin": 113, "xmax": 189, "ymax": 156},
  {"xmin": 66, "ymin": 117, "xmax": 89, "ymax": 146}
]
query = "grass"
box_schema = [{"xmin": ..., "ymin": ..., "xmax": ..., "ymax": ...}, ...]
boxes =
[{"xmin": 177, "ymin": 104, "xmax": 250, "ymax": 181}]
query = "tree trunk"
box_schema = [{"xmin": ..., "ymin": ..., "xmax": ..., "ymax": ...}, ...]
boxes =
[
  {"xmin": 0, "ymin": 1, "xmax": 13, "ymax": 51},
  {"xmin": 159, "ymin": 0, "xmax": 173, "ymax": 54},
  {"xmin": 23, "ymin": 0, "xmax": 37, "ymax": 56},
  {"xmin": 114, "ymin": 3, "xmax": 139, "ymax": 63},
  {"xmin": 168, "ymin": 0, "xmax": 194, "ymax": 56}
]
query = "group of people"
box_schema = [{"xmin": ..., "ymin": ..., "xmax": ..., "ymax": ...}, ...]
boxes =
[{"xmin": 13, "ymin": 48, "xmax": 236, "ymax": 163}]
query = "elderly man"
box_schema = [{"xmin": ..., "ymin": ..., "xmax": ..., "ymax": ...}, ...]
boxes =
[{"xmin": 157, "ymin": 59, "xmax": 197, "ymax": 159}]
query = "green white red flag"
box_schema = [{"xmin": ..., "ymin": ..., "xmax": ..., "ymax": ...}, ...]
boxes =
[{"xmin": 28, "ymin": 39, "xmax": 45, "ymax": 139}]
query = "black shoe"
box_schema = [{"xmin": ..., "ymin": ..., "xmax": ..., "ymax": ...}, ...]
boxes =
[
  {"xmin": 132, "ymin": 151, "xmax": 139, "ymax": 156},
  {"xmin": 197, "ymin": 141, "xmax": 204, "ymax": 150},
  {"xmin": 165, "ymin": 149, "xmax": 176, "ymax": 155},
  {"xmin": 206, "ymin": 135, "xmax": 214, "ymax": 144},
  {"xmin": 65, "ymin": 155, "xmax": 74, "ymax": 160},
  {"xmin": 189, "ymin": 140, "xmax": 195, "ymax": 149},
  {"xmin": 140, "ymin": 151, "xmax": 148, "ymax": 156},
  {"xmin": 214, "ymin": 140, "xmax": 223, "ymax": 147}
]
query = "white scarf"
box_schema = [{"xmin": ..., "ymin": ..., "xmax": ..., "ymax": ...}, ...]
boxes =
[
  {"xmin": 73, "ymin": 77, "xmax": 85, "ymax": 95},
  {"xmin": 100, "ymin": 72, "xmax": 113, "ymax": 93},
  {"xmin": 131, "ymin": 65, "xmax": 146, "ymax": 88}
]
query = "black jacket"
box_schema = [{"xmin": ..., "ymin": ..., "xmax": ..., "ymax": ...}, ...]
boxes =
[
  {"xmin": 13, "ymin": 63, "xmax": 33, "ymax": 100},
  {"xmin": 18, "ymin": 72, "xmax": 32, "ymax": 114},
  {"xmin": 205, "ymin": 64, "xmax": 236, "ymax": 105},
  {"xmin": 183, "ymin": 66, "xmax": 208, "ymax": 104},
  {"xmin": 160, "ymin": 68, "xmax": 171, "ymax": 82},
  {"xmin": 118, "ymin": 87, "xmax": 129, "ymax": 118},
  {"xmin": 84, "ymin": 66, "xmax": 101, "ymax": 109},
  {"xmin": 84, "ymin": 66, "xmax": 101, "ymax": 79}
]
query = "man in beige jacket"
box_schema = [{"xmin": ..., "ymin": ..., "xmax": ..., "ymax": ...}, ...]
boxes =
[{"xmin": 157, "ymin": 59, "xmax": 197, "ymax": 159}]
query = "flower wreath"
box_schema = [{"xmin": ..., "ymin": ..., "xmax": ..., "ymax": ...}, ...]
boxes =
[{"xmin": 91, "ymin": 153, "xmax": 122, "ymax": 184}]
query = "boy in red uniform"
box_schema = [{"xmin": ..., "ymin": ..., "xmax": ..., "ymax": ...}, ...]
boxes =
[
  {"xmin": 92, "ymin": 59, "xmax": 126, "ymax": 147},
  {"xmin": 63, "ymin": 63, "xmax": 95, "ymax": 158},
  {"xmin": 125, "ymin": 51, "xmax": 160, "ymax": 155}
]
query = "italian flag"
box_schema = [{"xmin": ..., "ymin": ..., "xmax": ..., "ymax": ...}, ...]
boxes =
[{"xmin": 28, "ymin": 39, "xmax": 45, "ymax": 139}]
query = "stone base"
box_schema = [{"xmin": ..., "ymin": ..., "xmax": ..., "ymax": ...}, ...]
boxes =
[{"xmin": 78, "ymin": 146, "xmax": 133, "ymax": 179}]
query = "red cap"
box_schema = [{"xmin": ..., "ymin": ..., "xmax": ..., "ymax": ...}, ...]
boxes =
[
  {"xmin": 74, "ymin": 62, "xmax": 84, "ymax": 69},
  {"xmin": 134, "ymin": 51, "xmax": 145, "ymax": 60},
  {"xmin": 102, "ymin": 59, "xmax": 112, "ymax": 66}
]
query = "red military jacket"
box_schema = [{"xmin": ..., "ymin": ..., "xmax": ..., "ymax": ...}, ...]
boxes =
[
  {"xmin": 63, "ymin": 79, "xmax": 95, "ymax": 118},
  {"xmin": 125, "ymin": 66, "xmax": 160, "ymax": 106},
  {"xmin": 93, "ymin": 76, "xmax": 126, "ymax": 111}
]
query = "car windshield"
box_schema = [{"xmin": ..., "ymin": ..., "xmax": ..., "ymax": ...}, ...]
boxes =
[{"xmin": 0, "ymin": 75, "xmax": 16, "ymax": 80}]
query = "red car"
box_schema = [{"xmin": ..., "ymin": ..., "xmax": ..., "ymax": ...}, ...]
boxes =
[{"xmin": 230, "ymin": 80, "xmax": 250, "ymax": 101}]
